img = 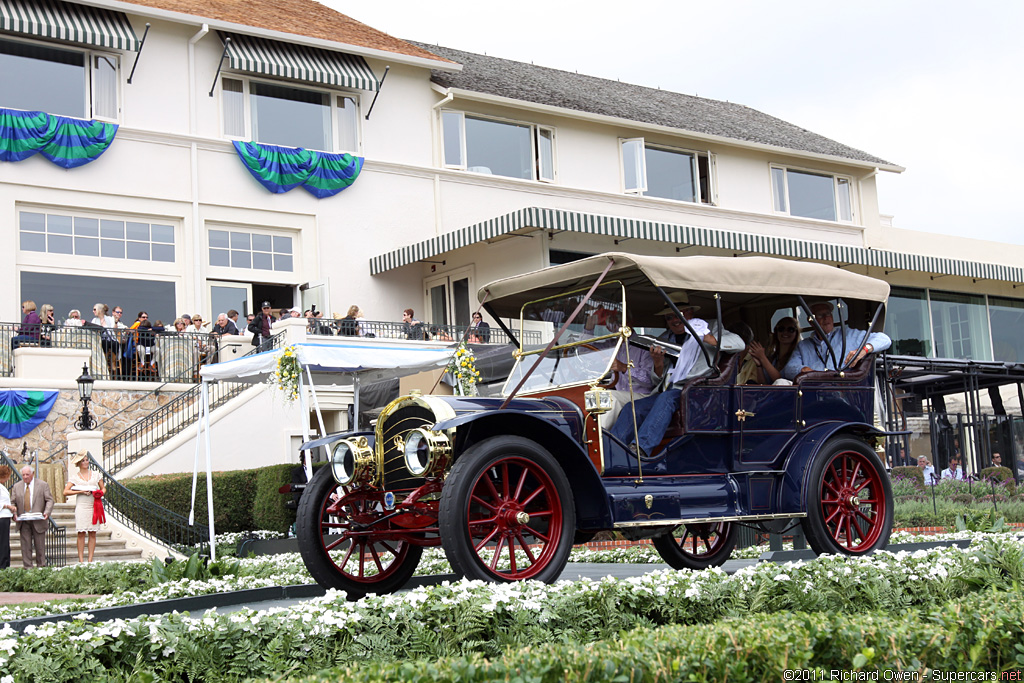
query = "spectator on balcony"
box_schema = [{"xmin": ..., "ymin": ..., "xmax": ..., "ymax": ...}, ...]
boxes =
[
  {"xmin": 402, "ymin": 309, "xmax": 427, "ymax": 340},
  {"xmin": 249, "ymin": 302, "xmax": 276, "ymax": 347},
  {"xmin": 171, "ymin": 318, "xmax": 188, "ymax": 333},
  {"xmin": 468, "ymin": 312, "xmax": 491, "ymax": 343},
  {"xmin": 213, "ymin": 313, "xmax": 237, "ymax": 336},
  {"xmin": 11, "ymin": 300, "xmax": 41, "ymax": 350},
  {"xmin": 227, "ymin": 310, "xmax": 242, "ymax": 334},
  {"xmin": 338, "ymin": 305, "xmax": 362, "ymax": 336},
  {"xmin": 91, "ymin": 303, "xmax": 114, "ymax": 328},
  {"xmin": 179, "ymin": 313, "xmax": 192, "ymax": 325},
  {"xmin": 38, "ymin": 304, "xmax": 56, "ymax": 346},
  {"xmin": 65, "ymin": 309, "xmax": 84, "ymax": 327}
]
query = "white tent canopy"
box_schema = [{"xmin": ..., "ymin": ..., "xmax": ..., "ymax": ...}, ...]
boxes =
[{"xmin": 199, "ymin": 340, "xmax": 457, "ymax": 384}]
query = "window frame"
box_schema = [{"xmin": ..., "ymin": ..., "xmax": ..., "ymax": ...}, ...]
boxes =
[
  {"xmin": 619, "ymin": 137, "xmax": 716, "ymax": 205},
  {"xmin": 206, "ymin": 225, "xmax": 298, "ymax": 276},
  {"xmin": 441, "ymin": 110, "xmax": 557, "ymax": 183},
  {"xmin": 0, "ymin": 34, "xmax": 121, "ymax": 122},
  {"xmin": 220, "ymin": 74, "xmax": 362, "ymax": 154},
  {"xmin": 770, "ymin": 163, "xmax": 856, "ymax": 223}
]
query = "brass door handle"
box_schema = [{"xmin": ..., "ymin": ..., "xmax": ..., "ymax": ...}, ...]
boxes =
[{"xmin": 735, "ymin": 409, "xmax": 756, "ymax": 422}]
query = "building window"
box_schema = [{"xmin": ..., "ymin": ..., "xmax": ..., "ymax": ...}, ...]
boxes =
[
  {"xmin": 19, "ymin": 211, "xmax": 174, "ymax": 262},
  {"xmin": 771, "ymin": 165, "xmax": 853, "ymax": 222},
  {"xmin": 930, "ymin": 290, "xmax": 991, "ymax": 361},
  {"xmin": 442, "ymin": 111, "xmax": 555, "ymax": 182},
  {"xmin": 0, "ymin": 36, "xmax": 118, "ymax": 121},
  {"xmin": 21, "ymin": 270, "xmax": 176, "ymax": 326},
  {"xmin": 620, "ymin": 139, "xmax": 713, "ymax": 204},
  {"xmin": 887, "ymin": 287, "xmax": 933, "ymax": 357},
  {"xmin": 208, "ymin": 229, "xmax": 293, "ymax": 272},
  {"xmin": 222, "ymin": 76, "xmax": 359, "ymax": 153},
  {"xmin": 989, "ymin": 296, "xmax": 1024, "ymax": 363}
]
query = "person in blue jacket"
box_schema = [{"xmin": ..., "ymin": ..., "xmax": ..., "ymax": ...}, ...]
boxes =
[{"xmin": 783, "ymin": 301, "xmax": 891, "ymax": 380}]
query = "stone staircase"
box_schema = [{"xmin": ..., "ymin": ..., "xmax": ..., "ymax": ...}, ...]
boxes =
[{"xmin": 6, "ymin": 502, "xmax": 145, "ymax": 568}]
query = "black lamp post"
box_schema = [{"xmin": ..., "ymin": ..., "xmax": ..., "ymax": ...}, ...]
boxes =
[{"xmin": 75, "ymin": 363, "xmax": 97, "ymax": 431}]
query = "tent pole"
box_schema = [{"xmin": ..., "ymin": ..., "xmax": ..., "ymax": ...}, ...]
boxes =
[
  {"xmin": 298, "ymin": 370, "xmax": 313, "ymax": 483},
  {"xmin": 188, "ymin": 381, "xmax": 205, "ymax": 525},
  {"xmin": 306, "ymin": 366, "xmax": 330, "ymax": 465},
  {"xmin": 202, "ymin": 380, "xmax": 216, "ymax": 561}
]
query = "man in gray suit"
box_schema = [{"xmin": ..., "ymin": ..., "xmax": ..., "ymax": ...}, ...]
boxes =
[{"xmin": 12, "ymin": 466, "xmax": 54, "ymax": 568}]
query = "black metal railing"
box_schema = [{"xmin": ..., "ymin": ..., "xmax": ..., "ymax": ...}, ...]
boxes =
[
  {"xmin": 0, "ymin": 450, "xmax": 67, "ymax": 567},
  {"xmin": 87, "ymin": 452, "xmax": 209, "ymax": 550},
  {"xmin": 0, "ymin": 321, "xmax": 223, "ymax": 382},
  {"xmin": 101, "ymin": 332, "xmax": 285, "ymax": 474},
  {"xmin": 306, "ymin": 318, "xmax": 540, "ymax": 345}
]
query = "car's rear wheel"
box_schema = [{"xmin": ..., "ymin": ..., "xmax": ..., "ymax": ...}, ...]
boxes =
[
  {"xmin": 439, "ymin": 436, "xmax": 575, "ymax": 583},
  {"xmin": 801, "ymin": 437, "xmax": 893, "ymax": 555},
  {"xmin": 297, "ymin": 465, "xmax": 422, "ymax": 600},
  {"xmin": 652, "ymin": 522, "xmax": 737, "ymax": 570}
]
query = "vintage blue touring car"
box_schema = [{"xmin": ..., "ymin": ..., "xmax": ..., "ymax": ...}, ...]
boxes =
[{"xmin": 296, "ymin": 253, "xmax": 896, "ymax": 597}]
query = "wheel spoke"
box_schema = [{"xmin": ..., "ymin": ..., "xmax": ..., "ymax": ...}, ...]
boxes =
[
  {"xmin": 470, "ymin": 493, "xmax": 499, "ymax": 512},
  {"xmin": 523, "ymin": 524, "xmax": 550, "ymax": 543},
  {"xmin": 854, "ymin": 508, "xmax": 876, "ymax": 526},
  {"xmin": 520, "ymin": 486, "xmax": 546, "ymax": 508},
  {"xmin": 515, "ymin": 532, "xmax": 538, "ymax": 563},
  {"xmin": 356, "ymin": 540, "xmax": 367, "ymax": 578},
  {"xmin": 324, "ymin": 535, "xmax": 348, "ymax": 552},
  {"xmin": 853, "ymin": 478, "xmax": 873, "ymax": 493},
  {"xmin": 482, "ymin": 471, "xmax": 502, "ymax": 503},
  {"xmin": 489, "ymin": 536, "xmax": 507, "ymax": 570},
  {"xmin": 474, "ymin": 527, "xmax": 498, "ymax": 552},
  {"xmin": 848, "ymin": 460, "xmax": 862, "ymax": 486},
  {"xmin": 468, "ymin": 515, "xmax": 498, "ymax": 526},
  {"xmin": 508, "ymin": 538, "xmax": 517, "ymax": 574},
  {"xmin": 379, "ymin": 541, "xmax": 400, "ymax": 557},
  {"xmin": 513, "ymin": 467, "xmax": 529, "ymax": 501},
  {"xmin": 336, "ymin": 540, "xmax": 356, "ymax": 572},
  {"xmin": 368, "ymin": 544, "xmax": 385, "ymax": 573},
  {"xmin": 823, "ymin": 478, "xmax": 842, "ymax": 496},
  {"xmin": 501, "ymin": 463, "xmax": 511, "ymax": 500},
  {"xmin": 823, "ymin": 504, "xmax": 842, "ymax": 525}
]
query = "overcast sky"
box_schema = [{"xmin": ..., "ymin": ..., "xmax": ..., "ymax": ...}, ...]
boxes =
[{"xmin": 326, "ymin": 0, "xmax": 1024, "ymax": 246}]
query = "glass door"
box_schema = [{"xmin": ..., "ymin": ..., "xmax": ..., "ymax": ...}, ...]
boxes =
[
  {"xmin": 300, "ymin": 279, "xmax": 330, "ymax": 318},
  {"xmin": 209, "ymin": 282, "xmax": 253, "ymax": 322},
  {"xmin": 425, "ymin": 268, "xmax": 473, "ymax": 331}
]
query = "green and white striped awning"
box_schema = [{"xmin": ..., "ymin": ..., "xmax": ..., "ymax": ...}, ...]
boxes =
[
  {"xmin": 0, "ymin": 0, "xmax": 139, "ymax": 51},
  {"xmin": 222, "ymin": 32, "xmax": 379, "ymax": 91},
  {"xmin": 370, "ymin": 206, "xmax": 1024, "ymax": 284}
]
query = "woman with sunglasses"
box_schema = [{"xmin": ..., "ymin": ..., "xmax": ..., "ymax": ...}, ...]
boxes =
[{"xmin": 746, "ymin": 316, "xmax": 800, "ymax": 384}]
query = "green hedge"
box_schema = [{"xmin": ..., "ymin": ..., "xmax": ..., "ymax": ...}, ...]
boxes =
[
  {"xmin": 894, "ymin": 498, "xmax": 1024, "ymax": 527},
  {"xmin": 891, "ymin": 465, "xmax": 923, "ymax": 487},
  {"xmin": 123, "ymin": 466, "xmax": 296, "ymax": 534},
  {"xmin": 252, "ymin": 464, "xmax": 298, "ymax": 533},
  {"xmin": 285, "ymin": 589, "xmax": 1024, "ymax": 683}
]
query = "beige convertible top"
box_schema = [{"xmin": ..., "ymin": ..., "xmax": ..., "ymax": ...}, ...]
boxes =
[{"xmin": 479, "ymin": 253, "xmax": 890, "ymax": 321}]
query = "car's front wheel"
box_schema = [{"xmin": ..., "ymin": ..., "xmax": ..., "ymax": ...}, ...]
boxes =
[
  {"xmin": 801, "ymin": 437, "xmax": 893, "ymax": 555},
  {"xmin": 652, "ymin": 522, "xmax": 737, "ymax": 570},
  {"xmin": 296, "ymin": 465, "xmax": 422, "ymax": 600},
  {"xmin": 439, "ymin": 436, "xmax": 575, "ymax": 583}
]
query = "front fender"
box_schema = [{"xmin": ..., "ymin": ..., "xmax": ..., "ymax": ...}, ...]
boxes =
[
  {"xmin": 438, "ymin": 411, "xmax": 612, "ymax": 529},
  {"xmin": 778, "ymin": 422, "xmax": 883, "ymax": 515}
]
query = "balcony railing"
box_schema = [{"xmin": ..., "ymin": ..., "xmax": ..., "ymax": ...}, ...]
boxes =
[
  {"xmin": 306, "ymin": 318, "xmax": 541, "ymax": 345},
  {"xmin": 0, "ymin": 321, "xmax": 223, "ymax": 382}
]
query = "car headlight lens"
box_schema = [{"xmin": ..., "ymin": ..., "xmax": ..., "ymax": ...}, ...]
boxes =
[
  {"xmin": 331, "ymin": 437, "xmax": 376, "ymax": 486},
  {"xmin": 403, "ymin": 428, "xmax": 451, "ymax": 477}
]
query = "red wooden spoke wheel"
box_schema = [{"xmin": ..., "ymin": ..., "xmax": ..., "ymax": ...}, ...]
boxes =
[
  {"xmin": 802, "ymin": 437, "xmax": 893, "ymax": 556},
  {"xmin": 440, "ymin": 436, "xmax": 575, "ymax": 583},
  {"xmin": 653, "ymin": 521, "xmax": 737, "ymax": 570},
  {"xmin": 297, "ymin": 466, "xmax": 422, "ymax": 599}
]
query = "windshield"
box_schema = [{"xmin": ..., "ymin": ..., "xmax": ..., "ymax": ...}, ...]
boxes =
[
  {"xmin": 503, "ymin": 282, "xmax": 626, "ymax": 394},
  {"xmin": 504, "ymin": 340, "xmax": 620, "ymax": 394}
]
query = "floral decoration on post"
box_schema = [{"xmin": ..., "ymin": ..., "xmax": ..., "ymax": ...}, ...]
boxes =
[
  {"xmin": 448, "ymin": 342, "xmax": 481, "ymax": 396},
  {"xmin": 271, "ymin": 345, "xmax": 302, "ymax": 401}
]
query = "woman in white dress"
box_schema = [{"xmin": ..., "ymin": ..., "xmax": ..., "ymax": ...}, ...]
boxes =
[{"xmin": 63, "ymin": 452, "xmax": 106, "ymax": 563}]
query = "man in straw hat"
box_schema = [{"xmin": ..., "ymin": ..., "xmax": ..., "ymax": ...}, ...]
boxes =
[
  {"xmin": 782, "ymin": 301, "xmax": 890, "ymax": 380},
  {"xmin": 610, "ymin": 292, "xmax": 744, "ymax": 458}
]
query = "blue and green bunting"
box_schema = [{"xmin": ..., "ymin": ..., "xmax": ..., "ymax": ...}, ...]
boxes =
[
  {"xmin": 0, "ymin": 390, "xmax": 59, "ymax": 439},
  {"xmin": 233, "ymin": 141, "xmax": 363, "ymax": 198},
  {"xmin": 0, "ymin": 108, "xmax": 118, "ymax": 168}
]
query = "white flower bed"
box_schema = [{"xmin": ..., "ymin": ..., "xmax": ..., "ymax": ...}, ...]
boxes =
[{"xmin": 2, "ymin": 535, "xmax": 1023, "ymax": 683}]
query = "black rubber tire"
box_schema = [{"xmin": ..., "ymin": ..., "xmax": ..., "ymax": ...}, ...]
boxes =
[
  {"xmin": 296, "ymin": 465, "xmax": 422, "ymax": 600},
  {"xmin": 439, "ymin": 435, "xmax": 575, "ymax": 583},
  {"xmin": 652, "ymin": 522, "xmax": 738, "ymax": 570},
  {"xmin": 801, "ymin": 437, "xmax": 893, "ymax": 556}
]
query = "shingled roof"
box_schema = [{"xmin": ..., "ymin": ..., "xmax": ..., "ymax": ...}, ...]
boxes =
[
  {"xmin": 410, "ymin": 42, "xmax": 895, "ymax": 168},
  {"xmin": 115, "ymin": 0, "xmax": 451, "ymax": 63}
]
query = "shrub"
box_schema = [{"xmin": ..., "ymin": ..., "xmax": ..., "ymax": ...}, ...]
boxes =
[
  {"xmin": 123, "ymin": 469, "xmax": 257, "ymax": 533},
  {"xmin": 978, "ymin": 465, "xmax": 1016, "ymax": 492},
  {"xmin": 891, "ymin": 465, "xmax": 923, "ymax": 490},
  {"xmin": 251, "ymin": 464, "xmax": 299, "ymax": 533}
]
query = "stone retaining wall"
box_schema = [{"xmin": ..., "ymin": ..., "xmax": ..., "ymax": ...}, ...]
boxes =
[{"xmin": 1, "ymin": 389, "xmax": 178, "ymax": 460}]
